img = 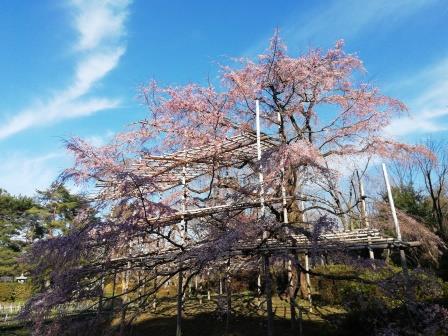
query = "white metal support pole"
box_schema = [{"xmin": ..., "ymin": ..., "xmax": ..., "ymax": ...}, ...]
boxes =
[
  {"xmin": 256, "ymin": 100, "xmax": 266, "ymax": 217},
  {"xmin": 181, "ymin": 165, "xmax": 187, "ymax": 238},
  {"xmin": 256, "ymin": 99, "xmax": 264, "ymax": 295},
  {"xmin": 382, "ymin": 164, "xmax": 402, "ymax": 240},
  {"xmin": 357, "ymin": 170, "xmax": 374, "ymax": 259},
  {"xmin": 382, "ymin": 163, "xmax": 409, "ymax": 277},
  {"xmin": 281, "ymin": 178, "xmax": 288, "ymax": 229}
]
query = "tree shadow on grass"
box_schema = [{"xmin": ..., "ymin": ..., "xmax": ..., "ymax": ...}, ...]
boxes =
[{"xmin": 129, "ymin": 312, "xmax": 338, "ymax": 336}]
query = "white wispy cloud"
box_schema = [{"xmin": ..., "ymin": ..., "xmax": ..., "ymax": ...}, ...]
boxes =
[
  {"xmin": 246, "ymin": 0, "xmax": 436, "ymax": 56},
  {"xmin": 0, "ymin": 0, "xmax": 131, "ymax": 140},
  {"xmin": 84, "ymin": 129, "xmax": 115, "ymax": 147},
  {"xmin": 0, "ymin": 152, "xmax": 67, "ymax": 196},
  {"xmin": 385, "ymin": 57, "xmax": 448, "ymax": 136},
  {"xmin": 73, "ymin": 0, "xmax": 130, "ymax": 51},
  {"xmin": 0, "ymin": 128, "xmax": 117, "ymax": 196},
  {"xmin": 245, "ymin": 0, "xmax": 445, "ymax": 138},
  {"xmin": 284, "ymin": 0, "xmax": 435, "ymax": 47}
]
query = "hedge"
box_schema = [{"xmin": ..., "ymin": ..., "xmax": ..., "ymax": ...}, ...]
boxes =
[{"xmin": 0, "ymin": 282, "xmax": 32, "ymax": 302}]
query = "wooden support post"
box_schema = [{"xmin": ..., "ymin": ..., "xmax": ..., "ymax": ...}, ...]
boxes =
[
  {"xmin": 120, "ymin": 259, "xmax": 130, "ymax": 336},
  {"xmin": 122, "ymin": 263, "xmax": 130, "ymax": 303},
  {"xmin": 357, "ymin": 170, "xmax": 374, "ymax": 260},
  {"xmin": 385, "ymin": 247, "xmax": 391, "ymax": 264},
  {"xmin": 264, "ymin": 255, "xmax": 274, "ymax": 336},
  {"xmin": 111, "ymin": 272, "xmax": 117, "ymax": 311},
  {"xmin": 287, "ymin": 259, "xmax": 296, "ymax": 331},
  {"xmin": 176, "ymin": 164, "xmax": 188, "ymax": 336},
  {"xmin": 207, "ymin": 271, "xmax": 211, "ymax": 301},
  {"xmin": 301, "ymin": 201, "xmax": 313, "ymax": 312},
  {"xmin": 176, "ymin": 271, "xmax": 183, "ymax": 336},
  {"xmin": 97, "ymin": 276, "xmax": 104, "ymax": 316},
  {"xmin": 225, "ymin": 258, "xmax": 232, "ymax": 333},
  {"xmin": 153, "ymin": 272, "xmax": 157, "ymax": 311},
  {"xmin": 295, "ymin": 254, "xmax": 304, "ymax": 336},
  {"xmin": 382, "ymin": 164, "xmax": 409, "ymax": 278},
  {"xmin": 304, "ymin": 252, "xmax": 312, "ymax": 312}
]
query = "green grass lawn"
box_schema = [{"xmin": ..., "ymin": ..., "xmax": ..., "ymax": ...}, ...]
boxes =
[{"xmin": 0, "ymin": 294, "xmax": 345, "ymax": 336}]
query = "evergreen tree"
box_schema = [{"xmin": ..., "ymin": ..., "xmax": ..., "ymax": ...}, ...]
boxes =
[
  {"xmin": 389, "ymin": 184, "xmax": 434, "ymax": 226},
  {"xmin": 0, "ymin": 189, "xmax": 38, "ymax": 276},
  {"xmin": 34, "ymin": 183, "xmax": 92, "ymax": 236},
  {"xmin": 0, "ymin": 185, "xmax": 96, "ymax": 277}
]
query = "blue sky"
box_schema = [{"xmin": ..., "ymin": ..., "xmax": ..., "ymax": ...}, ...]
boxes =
[{"xmin": 0, "ymin": 0, "xmax": 447, "ymax": 196}]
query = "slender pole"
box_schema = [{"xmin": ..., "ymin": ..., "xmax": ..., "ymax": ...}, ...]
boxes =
[
  {"xmin": 111, "ymin": 272, "xmax": 117, "ymax": 311},
  {"xmin": 257, "ymin": 99, "xmax": 265, "ymax": 300},
  {"xmin": 225, "ymin": 258, "xmax": 232, "ymax": 333},
  {"xmin": 357, "ymin": 170, "xmax": 370, "ymax": 228},
  {"xmin": 301, "ymin": 201, "xmax": 312, "ymax": 312},
  {"xmin": 176, "ymin": 165, "xmax": 188, "ymax": 336},
  {"xmin": 264, "ymin": 255, "xmax": 274, "ymax": 336},
  {"xmin": 382, "ymin": 164, "xmax": 402, "ymax": 239},
  {"xmin": 256, "ymin": 100, "xmax": 266, "ymax": 215},
  {"xmin": 153, "ymin": 271, "xmax": 157, "ymax": 311},
  {"xmin": 122, "ymin": 262, "xmax": 130, "ymax": 302},
  {"xmin": 382, "ymin": 163, "xmax": 409, "ymax": 277},
  {"xmin": 176, "ymin": 270, "xmax": 183, "ymax": 336},
  {"xmin": 357, "ymin": 170, "xmax": 374, "ymax": 260},
  {"xmin": 97, "ymin": 276, "xmax": 104, "ymax": 315},
  {"xmin": 207, "ymin": 270, "xmax": 211, "ymax": 301},
  {"xmin": 256, "ymin": 99, "xmax": 273, "ymax": 336}
]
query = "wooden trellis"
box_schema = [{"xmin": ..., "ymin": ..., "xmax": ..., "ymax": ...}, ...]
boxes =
[{"xmin": 101, "ymin": 100, "xmax": 418, "ymax": 336}]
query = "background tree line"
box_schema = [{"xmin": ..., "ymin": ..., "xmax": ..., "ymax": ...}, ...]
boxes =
[
  {"xmin": 381, "ymin": 138, "xmax": 448, "ymax": 276},
  {"xmin": 0, "ymin": 184, "xmax": 95, "ymax": 278}
]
